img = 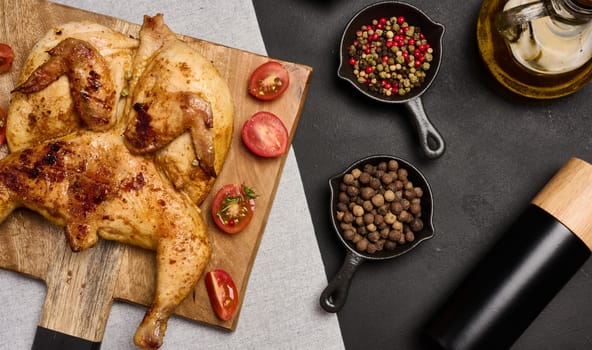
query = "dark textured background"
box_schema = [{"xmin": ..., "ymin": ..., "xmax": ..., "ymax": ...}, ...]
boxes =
[{"xmin": 253, "ymin": 1, "xmax": 592, "ymax": 349}]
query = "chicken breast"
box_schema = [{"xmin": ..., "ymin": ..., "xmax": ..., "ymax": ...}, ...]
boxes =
[{"xmin": 125, "ymin": 14, "xmax": 234, "ymax": 204}]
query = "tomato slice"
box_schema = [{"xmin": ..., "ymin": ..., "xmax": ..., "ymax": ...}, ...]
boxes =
[
  {"xmin": 205, "ymin": 269, "xmax": 239, "ymax": 321},
  {"xmin": 241, "ymin": 111, "xmax": 288, "ymax": 157},
  {"xmin": 0, "ymin": 106, "xmax": 6, "ymax": 145},
  {"xmin": 0, "ymin": 43, "xmax": 14, "ymax": 74},
  {"xmin": 211, "ymin": 184, "xmax": 256, "ymax": 234},
  {"xmin": 248, "ymin": 61, "xmax": 289, "ymax": 101}
]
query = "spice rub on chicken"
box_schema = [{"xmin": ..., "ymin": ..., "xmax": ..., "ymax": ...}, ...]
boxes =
[{"xmin": 2, "ymin": 14, "xmax": 234, "ymax": 350}]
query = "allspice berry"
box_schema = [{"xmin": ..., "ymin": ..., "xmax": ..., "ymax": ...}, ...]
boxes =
[
  {"xmin": 334, "ymin": 160, "xmax": 426, "ymax": 255},
  {"xmin": 371, "ymin": 193, "xmax": 385, "ymax": 207},
  {"xmin": 356, "ymin": 238, "xmax": 369, "ymax": 252}
]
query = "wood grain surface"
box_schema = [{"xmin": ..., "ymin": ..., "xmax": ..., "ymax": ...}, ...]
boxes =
[
  {"xmin": 0, "ymin": 0, "xmax": 312, "ymax": 342},
  {"xmin": 532, "ymin": 157, "xmax": 592, "ymax": 251}
]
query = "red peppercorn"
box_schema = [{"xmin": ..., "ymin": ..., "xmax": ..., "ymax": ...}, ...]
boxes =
[
  {"xmin": 349, "ymin": 58, "xmax": 357, "ymax": 65},
  {"xmin": 365, "ymin": 66, "xmax": 373, "ymax": 74},
  {"xmin": 397, "ymin": 16, "xmax": 405, "ymax": 24},
  {"xmin": 372, "ymin": 33, "xmax": 379, "ymax": 41},
  {"xmin": 408, "ymin": 38, "xmax": 415, "ymax": 46},
  {"xmin": 402, "ymin": 52, "xmax": 409, "ymax": 59},
  {"xmin": 379, "ymin": 17, "xmax": 387, "ymax": 25},
  {"xmin": 414, "ymin": 60, "xmax": 421, "ymax": 67},
  {"xmin": 386, "ymin": 40, "xmax": 394, "ymax": 48},
  {"xmin": 382, "ymin": 56, "xmax": 389, "ymax": 63}
]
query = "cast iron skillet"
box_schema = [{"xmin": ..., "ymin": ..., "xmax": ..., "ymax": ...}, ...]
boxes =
[
  {"xmin": 338, "ymin": 1, "xmax": 446, "ymax": 159},
  {"xmin": 320, "ymin": 154, "xmax": 435, "ymax": 313}
]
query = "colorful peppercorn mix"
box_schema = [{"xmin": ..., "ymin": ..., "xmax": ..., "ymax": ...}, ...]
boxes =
[{"xmin": 347, "ymin": 16, "xmax": 434, "ymax": 97}]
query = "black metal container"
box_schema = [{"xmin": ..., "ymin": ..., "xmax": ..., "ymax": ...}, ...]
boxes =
[{"xmin": 425, "ymin": 157, "xmax": 592, "ymax": 350}]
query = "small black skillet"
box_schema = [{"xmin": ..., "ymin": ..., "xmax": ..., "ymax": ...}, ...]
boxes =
[
  {"xmin": 338, "ymin": 1, "xmax": 446, "ymax": 159},
  {"xmin": 320, "ymin": 154, "xmax": 435, "ymax": 313}
]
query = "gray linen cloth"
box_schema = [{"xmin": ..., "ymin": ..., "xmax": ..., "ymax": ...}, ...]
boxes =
[{"xmin": 0, "ymin": 1, "xmax": 344, "ymax": 349}]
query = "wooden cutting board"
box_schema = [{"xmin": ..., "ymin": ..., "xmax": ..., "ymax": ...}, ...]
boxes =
[{"xmin": 0, "ymin": 0, "xmax": 312, "ymax": 344}]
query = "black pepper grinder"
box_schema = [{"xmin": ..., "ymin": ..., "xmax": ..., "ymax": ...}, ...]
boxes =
[{"xmin": 425, "ymin": 157, "xmax": 592, "ymax": 350}]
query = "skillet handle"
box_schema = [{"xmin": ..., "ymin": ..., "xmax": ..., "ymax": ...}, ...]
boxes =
[
  {"xmin": 320, "ymin": 251, "xmax": 365, "ymax": 313},
  {"xmin": 404, "ymin": 97, "xmax": 446, "ymax": 159}
]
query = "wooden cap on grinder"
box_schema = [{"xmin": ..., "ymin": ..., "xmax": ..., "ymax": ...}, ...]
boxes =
[{"xmin": 532, "ymin": 157, "xmax": 592, "ymax": 251}]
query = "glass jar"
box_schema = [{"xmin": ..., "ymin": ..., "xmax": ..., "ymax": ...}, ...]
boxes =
[
  {"xmin": 476, "ymin": 0, "xmax": 592, "ymax": 98},
  {"xmin": 497, "ymin": 0, "xmax": 592, "ymax": 74}
]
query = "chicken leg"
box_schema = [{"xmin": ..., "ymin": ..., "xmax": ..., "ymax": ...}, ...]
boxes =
[{"xmin": 0, "ymin": 131, "xmax": 211, "ymax": 349}]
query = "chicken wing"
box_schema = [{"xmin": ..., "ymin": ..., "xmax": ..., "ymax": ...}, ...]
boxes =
[
  {"xmin": 7, "ymin": 21, "xmax": 138, "ymax": 151},
  {"xmin": 13, "ymin": 37, "xmax": 117, "ymax": 131},
  {"xmin": 125, "ymin": 90, "xmax": 216, "ymax": 177}
]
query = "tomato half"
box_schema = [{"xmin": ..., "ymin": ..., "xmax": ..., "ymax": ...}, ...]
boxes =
[
  {"xmin": 0, "ymin": 43, "xmax": 14, "ymax": 74},
  {"xmin": 0, "ymin": 106, "xmax": 6, "ymax": 145},
  {"xmin": 248, "ymin": 61, "xmax": 289, "ymax": 101},
  {"xmin": 205, "ymin": 269, "xmax": 238, "ymax": 321},
  {"xmin": 241, "ymin": 111, "xmax": 288, "ymax": 157},
  {"xmin": 211, "ymin": 184, "xmax": 256, "ymax": 234}
]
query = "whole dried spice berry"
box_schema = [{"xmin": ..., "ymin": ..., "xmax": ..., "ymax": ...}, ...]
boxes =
[{"xmin": 334, "ymin": 161, "xmax": 425, "ymax": 254}]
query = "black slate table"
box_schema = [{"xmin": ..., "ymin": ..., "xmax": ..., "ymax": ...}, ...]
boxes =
[{"xmin": 253, "ymin": 1, "xmax": 592, "ymax": 349}]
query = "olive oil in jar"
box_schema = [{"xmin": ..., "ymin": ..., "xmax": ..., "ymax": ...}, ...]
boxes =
[
  {"xmin": 501, "ymin": 0, "xmax": 592, "ymax": 74},
  {"xmin": 476, "ymin": 0, "xmax": 592, "ymax": 98}
]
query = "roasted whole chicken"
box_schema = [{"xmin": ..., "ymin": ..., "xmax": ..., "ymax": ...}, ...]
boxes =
[{"xmin": 3, "ymin": 14, "xmax": 234, "ymax": 349}]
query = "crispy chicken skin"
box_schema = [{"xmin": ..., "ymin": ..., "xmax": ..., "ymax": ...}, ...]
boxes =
[
  {"xmin": 0, "ymin": 131, "xmax": 211, "ymax": 349},
  {"xmin": 3, "ymin": 14, "xmax": 234, "ymax": 350},
  {"xmin": 125, "ymin": 90, "xmax": 216, "ymax": 177},
  {"xmin": 127, "ymin": 14, "xmax": 234, "ymax": 204},
  {"xmin": 7, "ymin": 21, "xmax": 138, "ymax": 151}
]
